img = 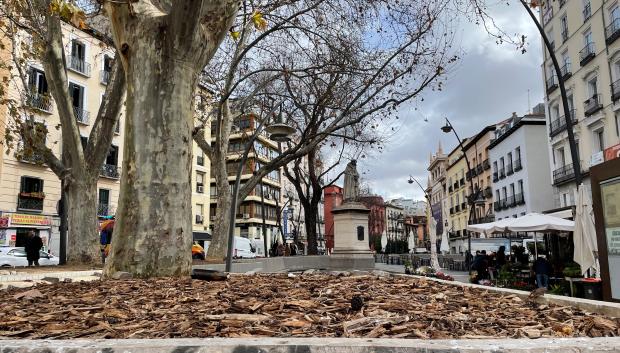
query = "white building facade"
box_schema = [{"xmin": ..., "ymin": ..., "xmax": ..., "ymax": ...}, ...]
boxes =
[{"xmin": 489, "ymin": 113, "xmax": 555, "ymax": 220}]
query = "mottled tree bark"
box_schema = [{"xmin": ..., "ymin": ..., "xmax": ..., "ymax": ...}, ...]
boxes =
[{"xmin": 65, "ymin": 178, "xmax": 100, "ymax": 264}]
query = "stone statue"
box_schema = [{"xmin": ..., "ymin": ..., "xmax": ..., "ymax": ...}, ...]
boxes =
[{"xmin": 343, "ymin": 160, "xmax": 360, "ymax": 202}]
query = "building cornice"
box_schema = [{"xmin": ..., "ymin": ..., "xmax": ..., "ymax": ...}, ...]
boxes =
[{"xmin": 489, "ymin": 118, "xmax": 546, "ymax": 149}]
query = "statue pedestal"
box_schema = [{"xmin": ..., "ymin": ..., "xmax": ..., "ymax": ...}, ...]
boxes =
[{"xmin": 329, "ymin": 202, "xmax": 374, "ymax": 270}]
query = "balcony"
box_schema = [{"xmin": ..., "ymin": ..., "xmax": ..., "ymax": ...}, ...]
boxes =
[
  {"xmin": 100, "ymin": 70, "xmax": 111, "ymax": 85},
  {"xmin": 579, "ymin": 42, "xmax": 595, "ymax": 66},
  {"xmin": 583, "ymin": 3, "xmax": 591, "ymax": 21},
  {"xmin": 476, "ymin": 164, "xmax": 483, "ymax": 175},
  {"xmin": 506, "ymin": 163, "xmax": 514, "ymax": 176},
  {"xmin": 68, "ymin": 56, "xmax": 91, "ymax": 76},
  {"xmin": 484, "ymin": 187, "xmax": 493, "ymax": 199},
  {"xmin": 98, "ymin": 203, "xmax": 109, "ymax": 216},
  {"xmin": 515, "ymin": 192, "xmax": 525, "ymax": 205},
  {"xmin": 499, "ymin": 168, "xmax": 505, "ymax": 179},
  {"xmin": 584, "ymin": 94, "xmax": 603, "ymax": 116},
  {"xmin": 17, "ymin": 193, "xmax": 44, "ymax": 212},
  {"xmin": 546, "ymin": 75, "xmax": 558, "ymax": 93},
  {"xmin": 607, "ymin": 18, "xmax": 620, "ymax": 45},
  {"xmin": 549, "ymin": 110, "xmax": 577, "ymax": 137},
  {"xmin": 74, "ymin": 106, "xmax": 90, "ymax": 125},
  {"xmin": 612, "ymin": 80, "xmax": 620, "ymax": 102},
  {"xmin": 492, "ymin": 172, "xmax": 499, "ymax": 182},
  {"xmin": 543, "ymin": 7, "xmax": 553, "ymax": 24},
  {"xmin": 27, "ymin": 93, "xmax": 52, "ymax": 113},
  {"xmin": 507, "ymin": 196, "xmax": 516, "ymax": 208},
  {"xmin": 16, "ymin": 149, "xmax": 45, "ymax": 165},
  {"xmin": 483, "ymin": 159, "xmax": 490, "ymax": 170},
  {"xmin": 514, "ymin": 158, "xmax": 522, "ymax": 171},
  {"xmin": 553, "ymin": 163, "xmax": 577, "ymax": 185},
  {"xmin": 100, "ymin": 164, "xmax": 120, "ymax": 179},
  {"xmin": 560, "ymin": 62, "xmax": 572, "ymax": 81}
]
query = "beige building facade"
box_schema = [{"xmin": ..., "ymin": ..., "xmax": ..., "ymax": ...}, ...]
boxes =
[
  {"xmin": 426, "ymin": 143, "xmax": 448, "ymax": 246},
  {"xmin": 541, "ymin": 0, "xmax": 620, "ymax": 208},
  {"xmin": 445, "ymin": 141, "xmax": 469, "ymax": 246}
]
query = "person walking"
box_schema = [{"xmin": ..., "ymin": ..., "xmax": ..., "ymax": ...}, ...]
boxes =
[
  {"xmin": 496, "ymin": 246, "xmax": 507, "ymax": 267},
  {"xmin": 24, "ymin": 230, "xmax": 43, "ymax": 266}
]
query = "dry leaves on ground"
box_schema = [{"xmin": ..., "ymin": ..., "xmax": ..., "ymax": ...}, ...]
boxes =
[{"xmin": 0, "ymin": 274, "xmax": 618, "ymax": 339}]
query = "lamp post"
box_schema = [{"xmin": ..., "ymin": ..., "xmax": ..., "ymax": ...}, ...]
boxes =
[
  {"xmin": 441, "ymin": 118, "xmax": 486, "ymax": 259},
  {"xmin": 225, "ymin": 107, "xmax": 294, "ymax": 273}
]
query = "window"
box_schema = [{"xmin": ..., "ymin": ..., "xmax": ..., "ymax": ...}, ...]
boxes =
[
  {"xmin": 71, "ymin": 40, "xmax": 85, "ymax": 60},
  {"xmin": 518, "ymin": 180, "xmax": 524, "ymax": 194},
  {"xmin": 210, "ymin": 185, "xmax": 217, "ymax": 197},
  {"xmin": 587, "ymin": 76, "xmax": 598, "ymax": 97},
  {"xmin": 551, "ymin": 104, "xmax": 560, "ymax": 121},
  {"xmin": 583, "ymin": 0, "xmax": 591, "ymax": 20},
  {"xmin": 197, "ymin": 150, "xmax": 205, "ymax": 166},
  {"xmin": 593, "ymin": 128, "xmax": 605, "ymax": 152},
  {"xmin": 547, "ymin": 29, "xmax": 555, "ymax": 50},
  {"xmin": 28, "ymin": 68, "xmax": 48, "ymax": 94},
  {"xmin": 561, "ymin": 15, "xmax": 569, "ymax": 41},
  {"xmin": 196, "ymin": 172, "xmax": 205, "ymax": 193},
  {"xmin": 69, "ymin": 82, "xmax": 85, "ymax": 109},
  {"xmin": 500, "ymin": 157, "xmax": 505, "ymax": 170},
  {"xmin": 103, "ymin": 55, "xmax": 113, "ymax": 73},
  {"xmin": 556, "ymin": 147, "xmax": 566, "ymax": 166},
  {"xmin": 493, "ymin": 161, "xmax": 498, "ymax": 173},
  {"xmin": 495, "ymin": 190, "xmax": 500, "ymax": 201},
  {"xmin": 21, "ymin": 176, "xmax": 43, "ymax": 193},
  {"xmin": 105, "ymin": 145, "xmax": 118, "ymax": 166},
  {"xmin": 584, "ymin": 29, "xmax": 593, "ymax": 45},
  {"xmin": 502, "ymin": 187, "xmax": 507, "ymax": 200},
  {"xmin": 616, "ymin": 114, "xmax": 620, "ymax": 136},
  {"xmin": 561, "ymin": 51, "xmax": 570, "ymax": 72},
  {"xmin": 196, "ymin": 204, "xmax": 204, "ymax": 224},
  {"xmin": 98, "ymin": 189, "xmax": 110, "ymax": 216},
  {"xmin": 507, "ymin": 152, "xmax": 513, "ymax": 166},
  {"xmin": 510, "ymin": 183, "xmax": 515, "ymax": 197}
]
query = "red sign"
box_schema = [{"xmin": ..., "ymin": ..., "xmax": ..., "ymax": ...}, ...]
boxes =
[
  {"xmin": 0, "ymin": 217, "xmax": 8, "ymax": 228},
  {"xmin": 10, "ymin": 214, "xmax": 51, "ymax": 226},
  {"xmin": 605, "ymin": 143, "xmax": 620, "ymax": 161}
]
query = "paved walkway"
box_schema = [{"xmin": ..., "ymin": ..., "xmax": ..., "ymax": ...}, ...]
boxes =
[{"xmin": 374, "ymin": 263, "xmax": 470, "ymax": 283}]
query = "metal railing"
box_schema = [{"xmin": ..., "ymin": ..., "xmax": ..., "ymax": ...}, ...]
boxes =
[
  {"xmin": 584, "ymin": 94, "xmax": 602, "ymax": 116},
  {"xmin": 543, "ymin": 6, "xmax": 553, "ymax": 24},
  {"xmin": 549, "ymin": 110, "xmax": 576, "ymax": 137},
  {"xmin": 607, "ymin": 18, "xmax": 620, "ymax": 44},
  {"xmin": 494, "ymin": 201, "xmax": 501, "ymax": 212},
  {"xmin": 514, "ymin": 158, "xmax": 522, "ymax": 171},
  {"xmin": 100, "ymin": 70, "xmax": 110, "ymax": 85},
  {"xmin": 100, "ymin": 164, "xmax": 120, "ymax": 179},
  {"xmin": 68, "ymin": 56, "xmax": 91, "ymax": 76},
  {"xmin": 579, "ymin": 42, "xmax": 595, "ymax": 66},
  {"xmin": 515, "ymin": 192, "xmax": 525, "ymax": 205},
  {"xmin": 560, "ymin": 62, "xmax": 572, "ymax": 80},
  {"xmin": 561, "ymin": 29, "xmax": 568, "ymax": 43},
  {"xmin": 546, "ymin": 75, "xmax": 558, "ymax": 93},
  {"xmin": 27, "ymin": 93, "xmax": 52, "ymax": 113},
  {"xmin": 16, "ymin": 149, "xmax": 45, "ymax": 165},
  {"xmin": 98, "ymin": 203, "xmax": 109, "ymax": 216},
  {"xmin": 73, "ymin": 106, "xmax": 90, "ymax": 124},
  {"xmin": 553, "ymin": 163, "xmax": 576, "ymax": 185},
  {"xmin": 613, "ymin": 79, "xmax": 620, "ymax": 102},
  {"xmin": 17, "ymin": 195, "xmax": 44, "ymax": 212},
  {"xmin": 507, "ymin": 195, "xmax": 516, "ymax": 207}
]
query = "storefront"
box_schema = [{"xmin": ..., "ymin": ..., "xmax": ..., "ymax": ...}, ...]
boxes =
[{"xmin": 0, "ymin": 213, "xmax": 53, "ymax": 251}]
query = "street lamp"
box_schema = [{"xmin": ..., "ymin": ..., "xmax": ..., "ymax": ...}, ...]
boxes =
[
  {"xmin": 440, "ymin": 117, "xmax": 481, "ymax": 260},
  {"xmin": 225, "ymin": 107, "xmax": 295, "ymax": 273}
]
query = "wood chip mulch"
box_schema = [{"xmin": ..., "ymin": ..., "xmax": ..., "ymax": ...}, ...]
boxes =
[{"xmin": 0, "ymin": 273, "xmax": 618, "ymax": 339}]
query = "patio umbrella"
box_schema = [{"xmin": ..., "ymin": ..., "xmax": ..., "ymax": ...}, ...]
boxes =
[
  {"xmin": 504, "ymin": 213, "xmax": 574, "ymax": 233},
  {"xmin": 573, "ymin": 184, "xmax": 599, "ymax": 276}
]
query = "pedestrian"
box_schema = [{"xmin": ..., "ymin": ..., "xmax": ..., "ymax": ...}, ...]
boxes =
[
  {"xmin": 24, "ymin": 230, "xmax": 43, "ymax": 266},
  {"xmin": 277, "ymin": 243, "xmax": 285, "ymax": 257},
  {"xmin": 465, "ymin": 250, "xmax": 473, "ymax": 269},
  {"xmin": 533, "ymin": 255, "xmax": 552, "ymax": 289},
  {"xmin": 496, "ymin": 246, "xmax": 507, "ymax": 268}
]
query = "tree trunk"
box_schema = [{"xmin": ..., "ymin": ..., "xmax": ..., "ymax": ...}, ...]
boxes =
[
  {"xmin": 303, "ymin": 199, "xmax": 319, "ymax": 255},
  {"xmin": 65, "ymin": 178, "xmax": 100, "ymax": 264},
  {"xmin": 430, "ymin": 228, "xmax": 440, "ymax": 269},
  {"xmin": 104, "ymin": 49, "xmax": 194, "ymax": 278},
  {"xmin": 207, "ymin": 182, "xmax": 232, "ymax": 260}
]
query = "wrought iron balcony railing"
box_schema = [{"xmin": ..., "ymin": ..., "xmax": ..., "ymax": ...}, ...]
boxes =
[
  {"xmin": 560, "ymin": 62, "xmax": 572, "ymax": 80},
  {"xmin": 74, "ymin": 106, "xmax": 90, "ymax": 125},
  {"xmin": 68, "ymin": 56, "xmax": 91, "ymax": 76},
  {"xmin": 549, "ymin": 110, "xmax": 576, "ymax": 137},
  {"xmin": 584, "ymin": 94, "xmax": 603, "ymax": 116},
  {"xmin": 100, "ymin": 164, "xmax": 120, "ymax": 179},
  {"xmin": 579, "ymin": 42, "xmax": 595, "ymax": 66},
  {"xmin": 553, "ymin": 163, "xmax": 576, "ymax": 185},
  {"xmin": 613, "ymin": 79, "xmax": 620, "ymax": 103},
  {"xmin": 27, "ymin": 92, "xmax": 52, "ymax": 113},
  {"xmin": 17, "ymin": 194, "xmax": 44, "ymax": 212}
]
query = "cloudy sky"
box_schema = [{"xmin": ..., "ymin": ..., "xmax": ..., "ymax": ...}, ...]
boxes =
[{"xmin": 357, "ymin": 3, "xmax": 545, "ymax": 201}]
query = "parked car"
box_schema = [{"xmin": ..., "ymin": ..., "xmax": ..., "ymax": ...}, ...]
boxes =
[
  {"xmin": 192, "ymin": 242, "xmax": 206, "ymax": 260},
  {"xmin": 233, "ymin": 236, "xmax": 256, "ymax": 259},
  {"xmin": 0, "ymin": 247, "xmax": 59, "ymax": 267}
]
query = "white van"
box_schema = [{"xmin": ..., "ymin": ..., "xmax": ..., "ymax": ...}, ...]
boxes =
[{"xmin": 233, "ymin": 236, "xmax": 257, "ymax": 259}]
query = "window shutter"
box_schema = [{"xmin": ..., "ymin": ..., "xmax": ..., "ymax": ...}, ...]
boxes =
[
  {"xmin": 38, "ymin": 179, "xmax": 44, "ymax": 193},
  {"xmin": 27, "ymin": 68, "xmax": 35, "ymax": 91},
  {"xmin": 20, "ymin": 176, "xmax": 26, "ymax": 193}
]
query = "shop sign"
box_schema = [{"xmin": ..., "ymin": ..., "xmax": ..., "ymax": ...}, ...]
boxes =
[
  {"xmin": 10, "ymin": 213, "xmax": 51, "ymax": 226},
  {"xmin": 0, "ymin": 217, "xmax": 8, "ymax": 228},
  {"xmin": 604, "ymin": 143, "xmax": 620, "ymax": 162}
]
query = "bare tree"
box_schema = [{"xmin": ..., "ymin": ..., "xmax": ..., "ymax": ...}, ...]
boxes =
[
  {"xmin": 0, "ymin": 1, "xmax": 126, "ymax": 264},
  {"xmin": 193, "ymin": 0, "xmax": 459, "ymax": 260}
]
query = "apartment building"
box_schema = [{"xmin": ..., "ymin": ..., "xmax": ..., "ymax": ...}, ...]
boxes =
[
  {"xmin": 489, "ymin": 110, "xmax": 554, "ymax": 221},
  {"xmin": 541, "ymin": 0, "xmax": 620, "ymax": 208},
  {"xmin": 426, "ymin": 142, "xmax": 448, "ymax": 241},
  {"xmin": 208, "ymin": 114, "xmax": 283, "ymax": 256},
  {"xmin": 463, "ymin": 125, "xmax": 496, "ymax": 224},
  {"xmin": 384, "ymin": 202, "xmax": 405, "ymax": 247},
  {"xmin": 0, "ymin": 22, "xmax": 122, "ymax": 253},
  {"xmin": 445, "ymin": 140, "xmax": 469, "ymax": 249}
]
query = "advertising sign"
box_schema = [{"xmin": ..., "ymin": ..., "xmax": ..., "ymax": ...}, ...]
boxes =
[
  {"xmin": 431, "ymin": 202, "xmax": 443, "ymax": 235},
  {"xmin": 0, "ymin": 217, "xmax": 8, "ymax": 228},
  {"xmin": 10, "ymin": 214, "xmax": 51, "ymax": 226},
  {"xmin": 601, "ymin": 178, "xmax": 620, "ymax": 300},
  {"xmin": 605, "ymin": 143, "xmax": 620, "ymax": 162}
]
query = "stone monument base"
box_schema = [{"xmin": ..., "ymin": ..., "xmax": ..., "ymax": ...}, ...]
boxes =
[{"xmin": 330, "ymin": 201, "xmax": 374, "ymax": 270}]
